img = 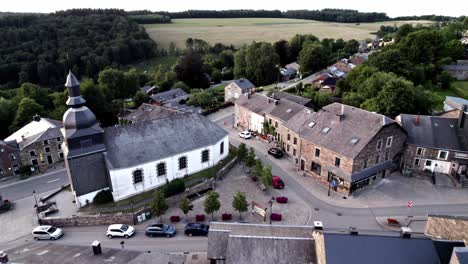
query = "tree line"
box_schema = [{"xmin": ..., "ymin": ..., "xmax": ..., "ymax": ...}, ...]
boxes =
[{"xmin": 0, "ymin": 9, "xmax": 158, "ymax": 90}]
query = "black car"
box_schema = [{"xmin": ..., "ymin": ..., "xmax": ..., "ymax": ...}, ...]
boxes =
[
  {"xmin": 145, "ymin": 224, "xmax": 176, "ymax": 237},
  {"xmin": 268, "ymin": 148, "xmax": 283, "ymax": 158},
  {"xmin": 184, "ymin": 223, "xmax": 209, "ymax": 236}
]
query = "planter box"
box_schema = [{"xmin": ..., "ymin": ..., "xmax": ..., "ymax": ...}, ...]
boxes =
[
  {"xmin": 251, "ymin": 176, "xmax": 257, "ymax": 182},
  {"xmin": 270, "ymin": 213, "xmax": 282, "ymax": 221},
  {"xmin": 222, "ymin": 213, "xmax": 232, "ymax": 221},
  {"xmin": 196, "ymin": 214, "xmax": 205, "ymax": 221},
  {"xmin": 276, "ymin": 197, "xmax": 288, "ymax": 204},
  {"xmin": 170, "ymin": 216, "xmax": 180, "ymax": 222}
]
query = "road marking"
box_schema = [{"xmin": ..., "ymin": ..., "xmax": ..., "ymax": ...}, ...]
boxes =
[
  {"xmin": 0, "ymin": 169, "xmax": 66, "ymax": 189},
  {"xmin": 73, "ymin": 253, "xmax": 81, "ymax": 258},
  {"xmin": 46, "ymin": 179, "xmax": 60, "ymax": 183},
  {"xmin": 37, "ymin": 250, "xmax": 48, "ymax": 255}
]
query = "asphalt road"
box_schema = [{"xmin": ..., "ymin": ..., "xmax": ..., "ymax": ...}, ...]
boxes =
[{"xmin": 0, "ymin": 168, "xmax": 69, "ymax": 201}]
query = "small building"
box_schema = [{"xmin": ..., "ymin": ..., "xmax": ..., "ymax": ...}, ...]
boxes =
[
  {"xmin": 279, "ymin": 67, "xmax": 297, "ymax": 82},
  {"xmin": 149, "ymin": 88, "xmax": 190, "ymax": 105},
  {"xmin": 444, "ymin": 96, "xmax": 468, "ymax": 113},
  {"xmin": 281, "ymin": 103, "xmax": 407, "ymax": 195},
  {"xmin": 224, "ymin": 78, "xmax": 255, "ymax": 102},
  {"xmin": 333, "ymin": 59, "xmax": 355, "ymax": 74},
  {"xmin": 318, "ymin": 76, "xmax": 340, "ymax": 93},
  {"xmin": 0, "ymin": 140, "xmax": 20, "ymax": 178},
  {"xmin": 442, "ymin": 60, "xmax": 468, "ymax": 81},
  {"xmin": 285, "ymin": 62, "xmax": 301, "ymax": 78},
  {"xmin": 139, "ymin": 85, "xmax": 159, "ymax": 96},
  {"xmin": 5, "ymin": 115, "xmax": 64, "ymax": 173}
]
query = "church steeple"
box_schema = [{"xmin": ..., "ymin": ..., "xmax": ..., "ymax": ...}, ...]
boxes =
[{"xmin": 65, "ymin": 71, "xmax": 86, "ymax": 107}]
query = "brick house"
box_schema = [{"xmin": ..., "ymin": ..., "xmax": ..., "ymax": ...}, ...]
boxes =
[
  {"xmin": 225, "ymin": 78, "xmax": 255, "ymax": 102},
  {"xmin": 0, "ymin": 140, "xmax": 20, "ymax": 178},
  {"xmin": 397, "ymin": 112, "xmax": 468, "ymax": 187},
  {"xmin": 281, "ymin": 103, "xmax": 407, "ymax": 195}
]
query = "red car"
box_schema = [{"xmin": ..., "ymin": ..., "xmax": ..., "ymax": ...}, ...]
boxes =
[{"xmin": 273, "ymin": 176, "xmax": 285, "ymax": 189}]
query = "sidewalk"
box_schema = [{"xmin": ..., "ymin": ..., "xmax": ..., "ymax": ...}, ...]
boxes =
[
  {"xmin": 0, "ymin": 166, "xmax": 66, "ymax": 188},
  {"xmin": 225, "ymin": 125, "xmax": 468, "ymax": 209}
]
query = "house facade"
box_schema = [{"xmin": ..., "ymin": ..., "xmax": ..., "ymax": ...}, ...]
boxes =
[
  {"xmin": 397, "ymin": 112, "xmax": 468, "ymax": 186},
  {"xmin": 0, "ymin": 140, "xmax": 20, "ymax": 178},
  {"xmin": 281, "ymin": 103, "xmax": 407, "ymax": 195},
  {"xmin": 224, "ymin": 78, "xmax": 255, "ymax": 102},
  {"xmin": 61, "ymin": 71, "xmax": 229, "ymax": 207},
  {"xmin": 442, "ymin": 60, "xmax": 468, "ymax": 81}
]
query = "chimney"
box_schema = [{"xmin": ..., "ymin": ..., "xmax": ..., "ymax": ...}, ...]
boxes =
[
  {"xmin": 337, "ymin": 104, "xmax": 345, "ymax": 121},
  {"xmin": 458, "ymin": 105, "xmax": 467, "ymax": 128},
  {"xmin": 400, "ymin": 227, "xmax": 412, "ymax": 238},
  {"xmin": 349, "ymin": 227, "xmax": 358, "ymax": 235},
  {"xmin": 32, "ymin": 114, "xmax": 41, "ymax": 122},
  {"xmin": 341, "ymin": 104, "xmax": 344, "ymax": 116},
  {"xmin": 415, "ymin": 115, "xmax": 420, "ymax": 126}
]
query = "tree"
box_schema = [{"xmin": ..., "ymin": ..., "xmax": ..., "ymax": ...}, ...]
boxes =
[
  {"xmin": 232, "ymin": 191, "xmax": 248, "ymax": 219},
  {"xmin": 0, "ymin": 98, "xmax": 16, "ymax": 138},
  {"xmin": 179, "ymin": 197, "xmax": 193, "ymax": 221},
  {"xmin": 171, "ymin": 81, "xmax": 191, "ymax": 93},
  {"xmin": 439, "ymin": 71, "xmax": 453, "ymax": 89},
  {"xmin": 261, "ymin": 165, "xmax": 273, "ymax": 188},
  {"xmin": 133, "ymin": 91, "xmax": 150, "ymax": 108},
  {"xmin": 174, "ymin": 50, "xmax": 210, "ymax": 88},
  {"xmin": 253, "ymin": 160, "xmax": 263, "ymax": 179},
  {"xmin": 204, "ymin": 191, "xmax": 221, "ymax": 220},
  {"xmin": 10, "ymin": 98, "xmax": 44, "ymax": 132},
  {"xmin": 98, "ymin": 68, "xmax": 126, "ymax": 99},
  {"xmin": 245, "ymin": 147, "xmax": 256, "ymax": 168},
  {"xmin": 187, "ymin": 89, "xmax": 215, "ymax": 109},
  {"xmin": 299, "ymin": 42, "xmax": 325, "ymax": 73},
  {"xmin": 237, "ymin": 143, "xmax": 248, "ymax": 164},
  {"xmin": 274, "ymin": 40, "xmax": 290, "ymax": 65},
  {"xmin": 151, "ymin": 189, "xmax": 168, "ymax": 222}
]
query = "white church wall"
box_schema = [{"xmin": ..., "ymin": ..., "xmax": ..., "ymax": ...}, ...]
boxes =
[
  {"xmin": 109, "ymin": 135, "xmax": 229, "ymax": 202},
  {"xmin": 75, "ymin": 187, "xmax": 109, "ymax": 208}
]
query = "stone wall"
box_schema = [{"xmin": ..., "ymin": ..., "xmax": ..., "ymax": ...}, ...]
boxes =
[
  {"xmin": 40, "ymin": 213, "xmax": 134, "ymax": 227},
  {"xmin": 312, "ymin": 231, "xmax": 326, "ymax": 264},
  {"xmin": 225, "ymin": 83, "xmax": 242, "ymax": 102}
]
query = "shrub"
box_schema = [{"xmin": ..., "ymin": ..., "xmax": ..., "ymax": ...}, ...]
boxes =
[
  {"xmin": 170, "ymin": 215, "xmax": 180, "ymax": 222},
  {"xmin": 164, "ymin": 179, "xmax": 186, "ymax": 197},
  {"xmin": 93, "ymin": 189, "xmax": 114, "ymax": 204},
  {"xmin": 270, "ymin": 213, "xmax": 282, "ymax": 221},
  {"xmin": 222, "ymin": 213, "xmax": 232, "ymax": 221},
  {"xmin": 196, "ymin": 214, "xmax": 205, "ymax": 221},
  {"xmin": 276, "ymin": 197, "xmax": 288, "ymax": 203}
]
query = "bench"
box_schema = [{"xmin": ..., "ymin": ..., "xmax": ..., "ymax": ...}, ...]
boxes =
[{"xmin": 257, "ymin": 183, "xmax": 266, "ymax": 191}]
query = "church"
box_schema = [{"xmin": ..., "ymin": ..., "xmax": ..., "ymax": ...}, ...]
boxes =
[{"xmin": 61, "ymin": 71, "xmax": 229, "ymax": 207}]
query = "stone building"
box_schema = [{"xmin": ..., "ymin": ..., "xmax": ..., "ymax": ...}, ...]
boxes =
[
  {"xmin": 0, "ymin": 140, "xmax": 20, "ymax": 178},
  {"xmin": 397, "ymin": 112, "xmax": 468, "ymax": 187},
  {"xmin": 281, "ymin": 103, "xmax": 407, "ymax": 195},
  {"xmin": 224, "ymin": 78, "xmax": 255, "ymax": 102},
  {"xmin": 4, "ymin": 115, "xmax": 64, "ymax": 173}
]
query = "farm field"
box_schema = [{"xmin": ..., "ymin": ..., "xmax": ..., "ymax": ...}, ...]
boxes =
[{"xmin": 144, "ymin": 18, "xmax": 433, "ymax": 49}]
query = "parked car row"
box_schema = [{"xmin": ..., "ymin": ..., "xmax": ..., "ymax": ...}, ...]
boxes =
[{"xmin": 32, "ymin": 223, "xmax": 209, "ymax": 241}]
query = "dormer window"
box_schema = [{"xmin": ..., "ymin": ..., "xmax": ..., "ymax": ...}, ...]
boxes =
[
  {"xmin": 308, "ymin": 122, "xmax": 315, "ymax": 128},
  {"xmin": 322, "ymin": 127, "xmax": 331, "ymax": 134},
  {"xmin": 350, "ymin": 138, "xmax": 359, "ymax": 145}
]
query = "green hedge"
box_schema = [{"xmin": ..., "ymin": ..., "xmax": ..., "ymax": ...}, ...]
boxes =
[
  {"xmin": 93, "ymin": 190, "xmax": 114, "ymax": 204},
  {"xmin": 163, "ymin": 178, "xmax": 186, "ymax": 198}
]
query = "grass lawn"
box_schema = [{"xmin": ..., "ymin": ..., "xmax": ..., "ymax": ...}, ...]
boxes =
[
  {"xmin": 130, "ymin": 55, "xmax": 178, "ymax": 73},
  {"xmin": 82, "ymin": 150, "xmax": 237, "ymax": 212},
  {"xmin": 144, "ymin": 18, "xmax": 433, "ymax": 49},
  {"xmin": 432, "ymin": 81, "xmax": 468, "ymax": 110}
]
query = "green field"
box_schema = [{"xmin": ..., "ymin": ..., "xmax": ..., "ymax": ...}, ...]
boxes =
[{"xmin": 144, "ymin": 18, "xmax": 433, "ymax": 49}]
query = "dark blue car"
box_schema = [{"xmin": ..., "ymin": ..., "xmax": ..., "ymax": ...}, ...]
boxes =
[
  {"xmin": 145, "ymin": 224, "xmax": 176, "ymax": 237},
  {"xmin": 184, "ymin": 223, "xmax": 209, "ymax": 236}
]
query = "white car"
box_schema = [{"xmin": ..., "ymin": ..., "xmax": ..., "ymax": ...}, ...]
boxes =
[
  {"xmin": 106, "ymin": 224, "xmax": 135, "ymax": 239},
  {"xmin": 32, "ymin": 225, "xmax": 63, "ymax": 241},
  {"xmin": 239, "ymin": 131, "xmax": 252, "ymax": 139}
]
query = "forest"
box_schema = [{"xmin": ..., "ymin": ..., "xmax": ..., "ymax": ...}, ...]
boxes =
[{"xmin": 0, "ymin": 9, "xmax": 157, "ymax": 90}]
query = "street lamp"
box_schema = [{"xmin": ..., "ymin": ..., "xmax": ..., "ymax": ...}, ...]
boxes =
[
  {"xmin": 130, "ymin": 201, "xmax": 136, "ymax": 225},
  {"xmin": 268, "ymin": 198, "xmax": 274, "ymax": 225},
  {"xmin": 32, "ymin": 190, "xmax": 39, "ymax": 222}
]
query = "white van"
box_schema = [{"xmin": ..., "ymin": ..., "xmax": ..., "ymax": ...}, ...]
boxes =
[{"xmin": 32, "ymin": 225, "xmax": 63, "ymax": 241}]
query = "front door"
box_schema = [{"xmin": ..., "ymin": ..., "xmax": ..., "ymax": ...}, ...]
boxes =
[
  {"xmin": 47, "ymin": 155, "xmax": 53, "ymax": 164},
  {"xmin": 300, "ymin": 159, "xmax": 305, "ymax": 171}
]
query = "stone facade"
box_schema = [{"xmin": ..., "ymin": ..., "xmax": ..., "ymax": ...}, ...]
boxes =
[
  {"xmin": 225, "ymin": 81, "xmax": 255, "ymax": 102},
  {"xmin": 20, "ymin": 137, "xmax": 64, "ymax": 173},
  {"xmin": 0, "ymin": 142, "xmax": 20, "ymax": 178}
]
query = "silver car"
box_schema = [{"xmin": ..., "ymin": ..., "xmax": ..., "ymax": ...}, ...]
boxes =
[{"xmin": 32, "ymin": 225, "xmax": 63, "ymax": 241}]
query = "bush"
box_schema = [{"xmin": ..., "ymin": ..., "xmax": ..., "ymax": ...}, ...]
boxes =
[
  {"xmin": 196, "ymin": 214, "xmax": 205, "ymax": 221},
  {"xmin": 222, "ymin": 213, "xmax": 232, "ymax": 220},
  {"xmin": 93, "ymin": 189, "xmax": 114, "ymax": 204},
  {"xmin": 164, "ymin": 179, "xmax": 186, "ymax": 198},
  {"xmin": 170, "ymin": 215, "xmax": 180, "ymax": 222}
]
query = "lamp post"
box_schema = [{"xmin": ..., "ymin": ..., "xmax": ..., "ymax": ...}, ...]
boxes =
[
  {"xmin": 130, "ymin": 201, "xmax": 136, "ymax": 225},
  {"xmin": 32, "ymin": 190, "xmax": 39, "ymax": 222},
  {"xmin": 268, "ymin": 198, "xmax": 273, "ymax": 225}
]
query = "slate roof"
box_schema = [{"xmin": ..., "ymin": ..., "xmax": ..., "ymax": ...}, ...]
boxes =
[
  {"xmin": 150, "ymin": 88, "xmax": 189, "ymax": 104},
  {"xmin": 236, "ymin": 93, "xmax": 278, "ymax": 116},
  {"xmin": 5, "ymin": 117, "xmax": 61, "ymax": 143},
  {"xmin": 18, "ymin": 127, "xmax": 62, "ymax": 150},
  {"xmin": 272, "ymin": 91, "xmax": 311, "ymax": 106},
  {"xmin": 322, "ymin": 232, "xmax": 458, "ymax": 264},
  {"xmin": 231, "ymin": 78, "xmax": 255, "ymax": 92},
  {"xmin": 140, "ymin": 85, "xmax": 158, "ymax": 94},
  {"xmin": 103, "ymin": 113, "xmax": 228, "ymax": 169},
  {"xmin": 282, "ymin": 108, "xmax": 316, "ymax": 134},
  {"xmin": 164, "ymin": 102, "xmax": 202, "ymax": 113},
  {"xmin": 120, "ymin": 103, "xmax": 182, "ymax": 123},
  {"xmin": 297, "ymin": 103, "xmax": 395, "ymax": 159},
  {"xmin": 285, "ymin": 62, "xmax": 300, "ymax": 71},
  {"xmin": 267, "ymin": 98, "xmax": 308, "ymax": 122},
  {"xmin": 453, "ymin": 247, "xmax": 468, "ymax": 264},
  {"xmin": 398, "ymin": 114, "xmax": 467, "ymax": 151}
]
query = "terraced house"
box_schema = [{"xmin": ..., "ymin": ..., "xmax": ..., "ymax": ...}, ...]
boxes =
[{"xmin": 281, "ymin": 103, "xmax": 407, "ymax": 195}]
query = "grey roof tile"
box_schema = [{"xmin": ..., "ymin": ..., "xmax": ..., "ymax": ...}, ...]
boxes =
[
  {"xmin": 120, "ymin": 103, "xmax": 182, "ymax": 123},
  {"xmin": 150, "ymin": 88, "xmax": 189, "ymax": 103},
  {"xmin": 272, "ymin": 91, "xmax": 311, "ymax": 106},
  {"xmin": 231, "ymin": 78, "xmax": 255, "ymax": 91}
]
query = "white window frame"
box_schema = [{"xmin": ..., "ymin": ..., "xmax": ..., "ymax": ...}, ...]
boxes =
[
  {"xmin": 386, "ymin": 136, "xmax": 393, "ymax": 148},
  {"xmin": 438, "ymin": 150, "xmax": 449, "ymax": 160},
  {"xmin": 414, "ymin": 158, "xmax": 421, "ymax": 167},
  {"xmin": 416, "ymin": 147, "xmax": 425, "ymax": 156}
]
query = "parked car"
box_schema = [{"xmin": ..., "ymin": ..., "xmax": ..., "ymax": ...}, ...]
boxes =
[
  {"xmin": 145, "ymin": 224, "xmax": 176, "ymax": 237},
  {"xmin": 106, "ymin": 224, "xmax": 135, "ymax": 239},
  {"xmin": 238, "ymin": 131, "xmax": 252, "ymax": 139},
  {"xmin": 273, "ymin": 176, "xmax": 285, "ymax": 189},
  {"xmin": 268, "ymin": 148, "xmax": 283, "ymax": 158},
  {"xmin": 32, "ymin": 225, "xmax": 63, "ymax": 241},
  {"xmin": 184, "ymin": 223, "xmax": 209, "ymax": 236}
]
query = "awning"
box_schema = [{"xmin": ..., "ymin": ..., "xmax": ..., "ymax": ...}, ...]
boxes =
[{"xmin": 351, "ymin": 160, "xmax": 396, "ymax": 182}]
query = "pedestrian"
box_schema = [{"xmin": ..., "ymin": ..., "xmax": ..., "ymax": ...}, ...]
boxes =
[{"xmin": 120, "ymin": 241, "xmax": 125, "ymax": 249}]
